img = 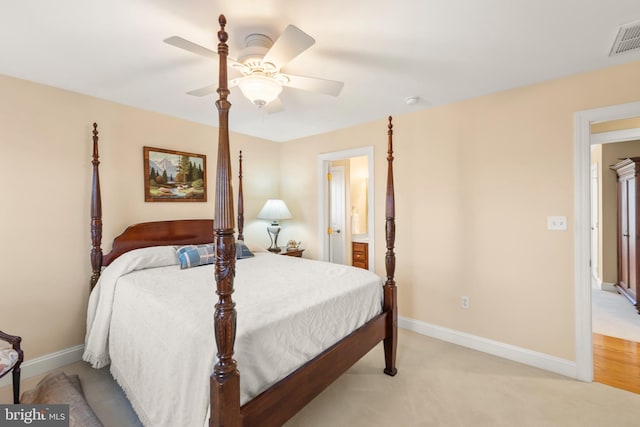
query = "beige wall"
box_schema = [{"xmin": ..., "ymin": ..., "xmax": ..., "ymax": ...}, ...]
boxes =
[
  {"xmin": 592, "ymin": 117, "xmax": 640, "ymax": 133},
  {"xmin": 281, "ymin": 59, "xmax": 640, "ymax": 361},
  {"xmin": 349, "ymin": 156, "xmax": 369, "ymax": 235},
  {"xmin": 4, "ymin": 58, "xmax": 640, "ymax": 366},
  {"xmin": 0, "ymin": 74, "xmax": 278, "ymax": 360},
  {"xmin": 599, "ymin": 140, "xmax": 640, "ymax": 284}
]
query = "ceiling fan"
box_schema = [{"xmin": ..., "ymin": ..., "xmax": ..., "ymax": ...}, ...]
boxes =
[{"xmin": 164, "ymin": 24, "xmax": 344, "ymax": 112}]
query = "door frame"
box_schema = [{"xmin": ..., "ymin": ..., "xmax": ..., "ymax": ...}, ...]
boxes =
[
  {"xmin": 590, "ymin": 163, "xmax": 599, "ymax": 287},
  {"xmin": 318, "ymin": 146, "xmax": 375, "ymax": 271},
  {"xmin": 574, "ymin": 100, "xmax": 640, "ymax": 381}
]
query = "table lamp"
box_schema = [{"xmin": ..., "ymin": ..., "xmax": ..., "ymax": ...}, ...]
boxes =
[{"xmin": 257, "ymin": 199, "xmax": 292, "ymax": 253}]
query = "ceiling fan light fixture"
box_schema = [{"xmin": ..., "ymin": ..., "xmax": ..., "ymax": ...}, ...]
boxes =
[{"xmin": 238, "ymin": 74, "xmax": 283, "ymax": 107}]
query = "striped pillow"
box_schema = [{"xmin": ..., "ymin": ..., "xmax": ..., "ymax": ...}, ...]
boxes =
[
  {"xmin": 176, "ymin": 244, "xmax": 214, "ymax": 269},
  {"xmin": 176, "ymin": 241, "xmax": 255, "ymax": 268}
]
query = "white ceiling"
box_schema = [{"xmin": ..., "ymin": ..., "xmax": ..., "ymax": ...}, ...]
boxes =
[{"xmin": 2, "ymin": 0, "xmax": 640, "ymax": 142}]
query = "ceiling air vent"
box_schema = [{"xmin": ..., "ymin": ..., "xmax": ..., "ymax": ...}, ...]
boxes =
[{"xmin": 610, "ymin": 20, "xmax": 640, "ymax": 57}]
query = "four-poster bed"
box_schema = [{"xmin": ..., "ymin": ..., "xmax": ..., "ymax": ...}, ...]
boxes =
[{"xmin": 85, "ymin": 15, "xmax": 397, "ymax": 427}]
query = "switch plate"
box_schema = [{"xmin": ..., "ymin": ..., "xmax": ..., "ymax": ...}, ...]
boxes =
[{"xmin": 547, "ymin": 216, "xmax": 568, "ymax": 231}]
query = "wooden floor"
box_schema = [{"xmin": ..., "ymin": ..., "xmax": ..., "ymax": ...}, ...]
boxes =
[{"xmin": 593, "ymin": 333, "xmax": 640, "ymax": 394}]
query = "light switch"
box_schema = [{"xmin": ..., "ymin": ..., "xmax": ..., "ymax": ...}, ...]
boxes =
[{"xmin": 547, "ymin": 216, "xmax": 568, "ymax": 231}]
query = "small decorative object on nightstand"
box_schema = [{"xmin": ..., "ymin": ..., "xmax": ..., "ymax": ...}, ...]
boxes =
[{"xmin": 280, "ymin": 247, "xmax": 304, "ymax": 257}]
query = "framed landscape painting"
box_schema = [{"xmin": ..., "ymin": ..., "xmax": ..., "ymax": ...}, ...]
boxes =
[{"xmin": 143, "ymin": 146, "xmax": 207, "ymax": 202}]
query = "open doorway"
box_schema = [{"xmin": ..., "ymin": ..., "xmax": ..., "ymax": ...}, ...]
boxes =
[
  {"xmin": 574, "ymin": 101, "xmax": 640, "ymax": 384},
  {"xmin": 317, "ymin": 146, "xmax": 375, "ymax": 271},
  {"xmin": 589, "ymin": 124, "xmax": 640, "ymax": 394}
]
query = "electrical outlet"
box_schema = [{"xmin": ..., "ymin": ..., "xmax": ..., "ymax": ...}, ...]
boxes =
[{"xmin": 461, "ymin": 296, "xmax": 470, "ymax": 309}]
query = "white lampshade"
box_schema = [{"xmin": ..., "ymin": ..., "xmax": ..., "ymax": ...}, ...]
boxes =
[
  {"xmin": 257, "ymin": 199, "xmax": 292, "ymax": 222},
  {"xmin": 237, "ymin": 73, "xmax": 282, "ymax": 107}
]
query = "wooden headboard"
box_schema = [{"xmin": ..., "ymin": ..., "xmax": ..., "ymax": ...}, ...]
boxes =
[{"xmin": 101, "ymin": 219, "xmax": 214, "ymax": 266}]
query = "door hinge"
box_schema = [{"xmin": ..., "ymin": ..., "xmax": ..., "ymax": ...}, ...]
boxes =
[
  {"xmin": 327, "ymin": 172, "xmax": 332, "ymax": 181},
  {"xmin": 327, "ymin": 227, "xmax": 333, "ymax": 235}
]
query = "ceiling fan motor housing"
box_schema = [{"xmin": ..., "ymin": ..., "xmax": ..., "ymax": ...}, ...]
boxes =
[{"xmin": 239, "ymin": 34, "xmax": 277, "ymax": 73}]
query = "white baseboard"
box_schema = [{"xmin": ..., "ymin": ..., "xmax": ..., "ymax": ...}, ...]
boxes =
[
  {"xmin": 399, "ymin": 316, "xmax": 578, "ymax": 379},
  {"xmin": 0, "ymin": 345, "xmax": 85, "ymax": 388}
]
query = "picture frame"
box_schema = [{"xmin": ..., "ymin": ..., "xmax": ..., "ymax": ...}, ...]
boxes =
[{"xmin": 143, "ymin": 146, "xmax": 207, "ymax": 202}]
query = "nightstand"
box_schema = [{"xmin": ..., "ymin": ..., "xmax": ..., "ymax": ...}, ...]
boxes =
[
  {"xmin": 279, "ymin": 247, "xmax": 304, "ymax": 257},
  {"xmin": 352, "ymin": 242, "xmax": 368, "ymax": 269}
]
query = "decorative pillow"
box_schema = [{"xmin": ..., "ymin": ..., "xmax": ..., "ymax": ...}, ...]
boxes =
[
  {"xmin": 0, "ymin": 348, "xmax": 18, "ymax": 376},
  {"xmin": 176, "ymin": 244, "xmax": 215, "ymax": 269},
  {"xmin": 177, "ymin": 241, "xmax": 255, "ymax": 267},
  {"xmin": 236, "ymin": 240, "xmax": 255, "ymax": 259}
]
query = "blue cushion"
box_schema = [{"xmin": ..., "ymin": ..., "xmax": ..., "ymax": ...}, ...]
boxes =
[
  {"xmin": 236, "ymin": 240, "xmax": 255, "ymax": 259},
  {"xmin": 176, "ymin": 241, "xmax": 254, "ymax": 268},
  {"xmin": 176, "ymin": 244, "xmax": 214, "ymax": 269}
]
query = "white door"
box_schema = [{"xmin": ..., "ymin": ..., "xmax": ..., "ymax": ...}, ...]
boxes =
[
  {"xmin": 329, "ymin": 166, "xmax": 346, "ymax": 264},
  {"xmin": 590, "ymin": 164, "xmax": 599, "ymax": 286}
]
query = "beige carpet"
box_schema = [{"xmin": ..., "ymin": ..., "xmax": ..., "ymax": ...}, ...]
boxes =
[
  {"xmin": 592, "ymin": 288, "xmax": 640, "ymax": 342},
  {"xmin": 2, "ymin": 329, "xmax": 640, "ymax": 426}
]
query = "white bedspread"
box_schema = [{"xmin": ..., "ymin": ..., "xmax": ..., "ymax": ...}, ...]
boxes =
[{"xmin": 83, "ymin": 246, "xmax": 383, "ymax": 427}]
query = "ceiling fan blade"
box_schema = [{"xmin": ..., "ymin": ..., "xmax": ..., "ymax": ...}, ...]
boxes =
[
  {"xmin": 164, "ymin": 36, "xmax": 246, "ymax": 70},
  {"xmin": 186, "ymin": 84, "xmax": 217, "ymax": 97},
  {"xmin": 266, "ymin": 98, "xmax": 284, "ymax": 114},
  {"xmin": 280, "ymin": 74, "xmax": 344, "ymax": 96},
  {"xmin": 187, "ymin": 77, "xmax": 241, "ymax": 96},
  {"xmin": 263, "ymin": 25, "xmax": 315, "ymax": 69},
  {"xmin": 164, "ymin": 36, "xmax": 218, "ymax": 59}
]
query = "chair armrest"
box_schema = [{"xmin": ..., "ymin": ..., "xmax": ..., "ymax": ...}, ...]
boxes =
[{"xmin": 0, "ymin": 330, "xmax": 22, "ymax": 352}]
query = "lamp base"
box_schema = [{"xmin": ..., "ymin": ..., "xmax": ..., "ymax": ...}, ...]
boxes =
[{"xmin": 267, "ymin": 224, "xmax": 281, "ymax": 253}]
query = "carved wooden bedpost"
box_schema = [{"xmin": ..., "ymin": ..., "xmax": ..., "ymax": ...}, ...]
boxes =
[
  {"xmin": 90, "ymin": 123, "xmax": 103, "ymax": 290},
  {"xmin": 210, "ymin": 15, "xmax": 241, "ymax": 427},
  {"xmin": 383, "ymin": 116, "xmax": 398, "ymax": 376},
  {"xmin": 237, "ymin": 150, "xmax": 245, "ymax": 241}
]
